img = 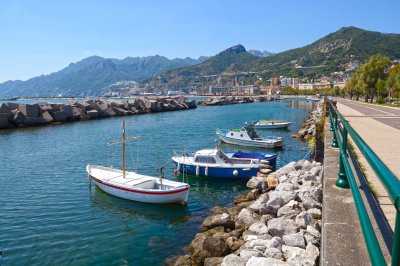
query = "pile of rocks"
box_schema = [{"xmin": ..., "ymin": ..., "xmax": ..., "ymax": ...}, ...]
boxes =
[
  {"xmin": 293, "ymin": 101, "xmax": 324, "ymax": 140},
  {"xmin": 197, "ymin": 95, "xmax": 280, "ymax": 106},
  {"xmin": 172, "ymin": 159, "xmax": 323, "ymax": 266},
  {"xmin": 0, "ymin": 97, "xmax": 196, "ymax": 129}
]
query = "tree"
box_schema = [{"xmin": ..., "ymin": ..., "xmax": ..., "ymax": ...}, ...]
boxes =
[
  {"xmin": 385, "ymin": 64, "xmax": 400, "ymax": 101},
  {"xmin": 359, "ymin": 55, "xmax": 391, "ymax": 102}
]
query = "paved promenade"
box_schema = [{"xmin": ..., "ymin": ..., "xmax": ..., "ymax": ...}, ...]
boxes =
[{"xmin": 335, "ymin": 98, "xmax": 400, "ymax": 229}]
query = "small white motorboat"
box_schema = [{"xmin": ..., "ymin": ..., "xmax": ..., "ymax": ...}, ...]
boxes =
[
  {"xmin": 306, "ymin": 96, "xmax": 320, "ymax": 102},
  {"xmin": 254, "ymin": 120, "xmax": 291, "ymax": 129},
  {"xmin": 216, "ymin": 123, "xmax": 284, "ymax": 149},
  {"xmin": 86, "ymin": 121, "xmax": 189, "ymax": 204}
]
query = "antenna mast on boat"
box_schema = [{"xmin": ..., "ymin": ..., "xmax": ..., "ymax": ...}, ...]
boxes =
[{"xmin": 122, "ymin": 121, "xmax": 126, "ymax": 178}]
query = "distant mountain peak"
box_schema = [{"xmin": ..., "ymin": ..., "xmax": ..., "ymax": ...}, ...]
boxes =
[
  {"xmin": 217, "ymin": 44, "xmax": 247, "ymax": 56},
  {"xmin": 248, "ymin": 49, "xmax": 274, "ymax": 57}
]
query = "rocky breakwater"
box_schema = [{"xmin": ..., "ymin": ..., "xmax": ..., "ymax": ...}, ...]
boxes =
[
  {"xmin": 0, "ymin": 97, "xmax": 196, "ymax": 129},
  {"xmin": 197, "ymin": 95, "xmax": 280, "ymax": 106},
  {"xmin": 293, "ymin": 101, "xmax": 323, "ymax": 141},
  {"xmin": 172, "ymin": 159, "xmax": 323, "ymax": 266}
]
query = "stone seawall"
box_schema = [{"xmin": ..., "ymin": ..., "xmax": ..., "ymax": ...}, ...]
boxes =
[
  {"xmin": 292, "ymin": 101, "xmax": 323, "ymax": 141},
  {"xmin": 170, "ymin": 160, "xmax": 323, "ymax": 266},
  {"xmin": 197, "ymin": 95, "xmax": 281, "ymax": 106},
  {"xmin": 0, "ymin": 97, "xmax": 196, "ymax": 130}
]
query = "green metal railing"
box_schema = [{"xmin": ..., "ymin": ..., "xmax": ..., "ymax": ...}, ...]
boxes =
[{"xmin": 328, "ymin": 101, "xmax": 400, "ymax": 266}]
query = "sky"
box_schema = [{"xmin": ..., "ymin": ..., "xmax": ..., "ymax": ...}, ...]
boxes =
[{"xmin": 0, "ymin": 0, "xmax": 399, "ymax": 83}]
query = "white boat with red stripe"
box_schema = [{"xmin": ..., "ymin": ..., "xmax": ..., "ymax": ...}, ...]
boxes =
[
  {"xmin": 86, "ymin": 165, "xmax": 189, "ymax": 204},
  {"xmin": 86, "ymin": 121, "xmax": 189, "ymax": 204}
]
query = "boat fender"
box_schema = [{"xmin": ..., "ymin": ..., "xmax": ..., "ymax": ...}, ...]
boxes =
[
  {"xmin": 205, "ymin": 166, "xmax": 209, "ymax": 176},
  {"xmin": 233, "ymin": 169, "xmax": 239, "ymax": 176},
  {"xmin": 177, "ymin": 162, "xmax": 181, "ymax": 171},
  {"xmin": 173, "ymin": 169, "xmax": 179, "ymax": 176},
  {"xmin": 196, "ymin": 165, "xmax": 200, "ymax": 176}
]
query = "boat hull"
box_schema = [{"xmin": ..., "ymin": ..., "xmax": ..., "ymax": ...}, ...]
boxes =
[
  {"xmin": 218, "ymin": 135, "xmax": 283, "ymax": 148},
  {"xmin": 87, "ymin": 165, "xmax": 189, "ymax": 204},
  {"xmin": 92, "ymin": 177, "xmax": 189, "ymax": 204},
  {"xmin": 173, "ymin": 162, "xmax": 259, "ymax": 179},
  {"xmin": 254, "ymin": 123, "xmax": 291, "ymax": 129}
]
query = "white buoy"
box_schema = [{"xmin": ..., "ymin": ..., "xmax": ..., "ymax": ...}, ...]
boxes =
[
  {"xmin": 196, "ymin": 165, "xmax": 200, "ymax": 176},
  {"xmin": 177, "ymin": 162, "xmax": 181, "ymax": 171},
  {"xmin": 233, "ymin": 169, "xmax": 239, "ymax": 176},
  {"xmin": 205, "ymin": 166, "xmax": 209, "ymax": 176}
]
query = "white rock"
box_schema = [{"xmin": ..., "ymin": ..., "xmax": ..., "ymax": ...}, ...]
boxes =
[
  {"xmin": 239, "ymin": 249, "xmax": 263, "ymax": 261},
  {"xmin": 300, "ymin": 172, "xmax": 317, "ymax": 182},
  {"xmin": 244, "ymin": 239, "xmax": 269, "ymax": 249},
  {"xmin": 301, "ymin": 195, "xmax": 322, "ymax": 210},
  {"xmin": 248, "ymin": 193, "xmax": 269, "ymax": 213},
  {"xmin": 247, "ymin": 176, "xmax": 267, "ymax": 190},
  {"xmin": 267, "ymin": 236, "xmax": 285, "ymax": 250},
  {"xmin": 267, "ymin": 218, "xmax": 299, "ymax": 237},
  {"xmin": 243, "ymin": 234, "xmax": 258, "ymax": 241},
  {"xmin": 307, "ymin": 208, "xmax": 322, "ymax": 219},
  {"xmin": 283, "ymin": 232, "xmax": 306, "ymax": 248},
  {"xmin": 248, "ymin": 222, "xmax": 269, "ymax": 235},
  {"xmin": 261, "ymin": 191, "xmax": 297, "ymax": 214},
  {"xmin": 259, "ymin": 214, "xmax": 275, "ymax": 224},
  {"xmin": 306, "ymin": 225, "xmax": 321, "ymax": 238},
  {"xmin": 222, "ymin": 254, "xmax": 246, "ymax": 266},
  {"xmin": 309, "ymin": 166, "xmax": 321, "ymax": 177},
  {"xmin": 309, "ymin": 187, "xmax": 323, "ymax": 203},
  {"xmin": 295, "ymin": 211, "xmax": 316, "ymax": 229},
  {"xmin": 275, "ymin": 183, "xmax": 297, "ymax": 191},
  {"xmin": 282, "ymin": 245, "xmax": 319, "ymax": 266},
  {"xmin": 263, "ymin": 247, "xmax": 284, "ymax": 260},
  {"xmin": 237, "ymin": 208, "xmax": 258, "ymax": 226},
  {"xmin": 278, "ymin": 174, "xmax": 290, "ymax": 183},
  {"xmin": 277, "ymin": 200, "xmax": 302, "ymax": 219},
  {"xmin": 246, "ymin": 257, "xmax": 289, "ymax": 266}
]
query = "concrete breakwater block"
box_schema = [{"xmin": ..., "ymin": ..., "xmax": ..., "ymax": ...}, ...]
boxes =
[
  {"xmin": 53, "ymin": 111, "xmax": 67, "ymax": 122},
  {"xmin": 86, "ymin": 110, "xmax": 99, "ymax": 118},
  {"xmin": 41, "ymin": 111, "xmax": 54, "ymax": 123},
  {"xmin": 0, "ymin": 113, "xmax": 10, "ymax": 129},
  {"xmin": 18, "ymin": 104, "xmax": 39, "ymax": 117},
  {"xmin": 24, "ymin": 117, "xmax": 48, "ymax": 126},
  {"xmin": 0, "ymin": 97, "xmax": 196, "ymax": 130},
  {"xmin": 0, "ymin": 103, "xmax": 13, "ymax": 118},
  {"xmin": 10, "ymin": 110, "xmax": 26, "ymax": 125}
]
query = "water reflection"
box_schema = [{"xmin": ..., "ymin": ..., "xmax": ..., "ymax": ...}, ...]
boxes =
[{"xmin": 90, "ymin": 186, "xmax": 191, "ymax": 225}]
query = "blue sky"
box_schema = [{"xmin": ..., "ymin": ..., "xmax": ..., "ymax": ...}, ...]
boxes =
[{"xmin": 0, "ymin": 0, "xmax": 399, "ymax": 82}]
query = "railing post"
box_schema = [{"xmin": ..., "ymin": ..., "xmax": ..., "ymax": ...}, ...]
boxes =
[
  {"xmin": 329, "ymin": 111, "xmax": 334, "ymax": 131},
  {"xmin": 331, "ymin": 113, "xmax": 339, "ymax": 148},
  {"xmin": 336, "ymin": 127, "xmax": 349, "ymax": 188},
  {"xmin": 392, "ymin": 211, "xmax": 400, "ymax": 266}
]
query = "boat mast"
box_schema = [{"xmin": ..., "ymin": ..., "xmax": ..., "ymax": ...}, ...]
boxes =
[{"xmin": 122, "ymin": 121, "xmax": 126, "ymax": 178}]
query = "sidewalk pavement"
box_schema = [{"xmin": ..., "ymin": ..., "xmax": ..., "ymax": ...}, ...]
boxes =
[{"xmin": 336, "ymin": 102, "xmax": 399, "ymax": 229}]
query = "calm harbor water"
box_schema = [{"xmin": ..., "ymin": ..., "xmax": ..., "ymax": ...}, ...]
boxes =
[{"xmin": 0, "ymin": 99, "xmax": 313, "ymax": 265}]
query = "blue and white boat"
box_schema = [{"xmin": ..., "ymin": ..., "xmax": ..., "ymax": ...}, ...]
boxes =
[
  {"xmin": 225, "ymin": 151, "xmax": 277, "ymax": 170},
  {"xmin": 216, "ymin": 124, "xmax": 284, "ymax": 149},
  {"xmin": 171, "ymin": 149, "xmax": 277, "ymax": 179}
]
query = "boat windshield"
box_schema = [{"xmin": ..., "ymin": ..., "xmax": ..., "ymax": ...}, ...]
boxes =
[
  {"xmin": 243, "ymin": 124, "xmax": 259, "ymax": 139},
  {"xmin": 194, "ymin": 156, "xmax": 217, "ymax": 164}
]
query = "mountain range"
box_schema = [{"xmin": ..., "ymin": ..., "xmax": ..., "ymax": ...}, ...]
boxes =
[
  {"xmin": 1, "ymin": 26, "xmax": 400, "ymax": 97},
  {"xmin": 155, "ymin": 27, "xmax": 400, "ymax": 89},
  {"xmin": 0, "ymin": 55, "xmax": 207, "ymax": 97}
]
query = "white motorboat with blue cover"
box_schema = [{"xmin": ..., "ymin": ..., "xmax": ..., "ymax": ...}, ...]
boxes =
[
  {"xmin": 86, "ymin": 121, "xmax": 189, "ymax": 204},
  {"xmin": 216, "ymin": 123, "xmax": 284, "ymax": 149},
  {"xmin": 171, "ymin": 149, "xmax": 277, "ymax": 179},
  {"xmin": 254, "ymin": 120, "xmax": 291, "ymax": 129}
]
